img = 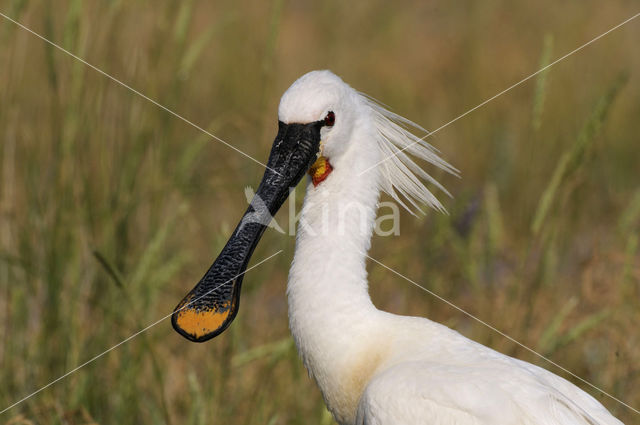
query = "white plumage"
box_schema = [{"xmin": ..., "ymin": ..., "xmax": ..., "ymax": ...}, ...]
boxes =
[{"xmin": 279, "ymin": 70, "xmax": 622, "ymax": 425}]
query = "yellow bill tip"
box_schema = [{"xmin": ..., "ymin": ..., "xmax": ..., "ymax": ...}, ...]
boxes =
[{"xmin": 172, "ymin": 298, "xmax": 234, "ymax": 342}]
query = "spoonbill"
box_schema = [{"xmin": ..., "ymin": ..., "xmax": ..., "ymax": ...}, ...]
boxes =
[{"xmin": 172, "ymin": 70, "xmax": 623, "ymax": 424}]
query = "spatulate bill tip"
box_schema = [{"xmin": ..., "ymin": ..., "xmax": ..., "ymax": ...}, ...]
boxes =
[{"xmin": 171, "ymin": 289, "xmax": 240, "ymax": 343}]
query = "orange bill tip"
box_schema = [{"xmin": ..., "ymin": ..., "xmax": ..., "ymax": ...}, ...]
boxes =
[{"xmin": 172, "ymin": 298, "xmax": 234, "ymax": 342}]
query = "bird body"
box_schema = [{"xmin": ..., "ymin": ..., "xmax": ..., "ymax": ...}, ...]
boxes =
[
  {"xmin": 174, "ymin": 70, "xmax": 623, "ymax": 424},
  {"xmin": 281, "ymin": 71, "xmax": 623, "ymax": 425}
]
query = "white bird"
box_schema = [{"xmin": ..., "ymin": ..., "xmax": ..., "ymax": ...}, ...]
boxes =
[{"xmin": 173, "ymin": 70, "xmax": 623, "ymax": 425}]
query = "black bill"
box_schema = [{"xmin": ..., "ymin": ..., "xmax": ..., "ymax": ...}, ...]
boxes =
[{"xmin": 172, "ymin": 120, "xmax": 323, "ymax": 342}]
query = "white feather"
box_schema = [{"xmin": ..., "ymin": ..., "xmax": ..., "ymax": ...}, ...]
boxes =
[{"xmin": 362, "ymin": 93, "xmax": 458, "ymax": 215}]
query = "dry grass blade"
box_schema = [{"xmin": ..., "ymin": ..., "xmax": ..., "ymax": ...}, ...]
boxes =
[{"xmin": 531, "ymin": 74, "xmax": 628, "ymax": 235}]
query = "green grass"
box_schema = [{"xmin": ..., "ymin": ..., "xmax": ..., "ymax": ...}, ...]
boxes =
[{"xmin": 0, "ymin": 1, "xmax": 639, "ymax": 424}]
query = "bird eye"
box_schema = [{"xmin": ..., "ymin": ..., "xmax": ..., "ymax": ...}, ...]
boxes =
[{"xmin": 324, "ymin": 111, "xmax": 335, "ymax": 127}]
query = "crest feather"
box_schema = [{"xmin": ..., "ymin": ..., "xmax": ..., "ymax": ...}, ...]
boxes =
[{"xmin": 361, "ymin": 94, "xmax": 458, "ymax": 215}]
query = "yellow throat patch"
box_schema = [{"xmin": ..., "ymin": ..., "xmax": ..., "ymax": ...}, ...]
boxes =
[{"xmin": 309, "ymin": 155, "xmax": 333, "ymax": 186}]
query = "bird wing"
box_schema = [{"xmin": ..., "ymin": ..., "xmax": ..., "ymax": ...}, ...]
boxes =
[{"xmin": 355, "ymin": 360, "xmax": 622, "ymax": 425}]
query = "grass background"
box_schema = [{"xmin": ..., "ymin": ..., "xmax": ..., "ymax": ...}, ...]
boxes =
[{"xmin": 1, "ymin": 0, "xmax": 639, "ymax": 423}]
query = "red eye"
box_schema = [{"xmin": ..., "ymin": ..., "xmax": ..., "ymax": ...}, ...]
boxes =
[{"xmin": 324, "ymin": 111, "xmax": 335, "ymax": 127}]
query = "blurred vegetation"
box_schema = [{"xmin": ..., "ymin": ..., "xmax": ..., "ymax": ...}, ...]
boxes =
[{"xmin": 0, "ymin": 0, "xmax": 639, "ymax": 423}]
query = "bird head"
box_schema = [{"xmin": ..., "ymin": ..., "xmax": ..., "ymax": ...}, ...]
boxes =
[
  {"xmin": 278, "ymin": 70, "xmax": 363, "ymax": 164},
  {"xmin": 171, "ymin": 70, "xmax": 455, "ymax": 342}
]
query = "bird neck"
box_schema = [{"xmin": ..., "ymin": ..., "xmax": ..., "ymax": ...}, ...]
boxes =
[
  {"xmin": 287, "ymin": 137, "xmax": 383, "ymax": 422},
  {"xmin": 288, "ymin": 138, "xmax": 381, "ymax": 329}
]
